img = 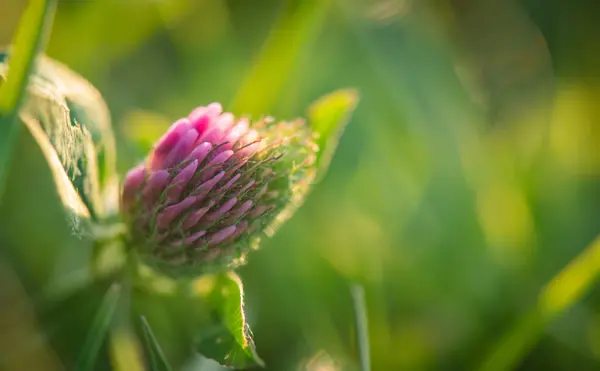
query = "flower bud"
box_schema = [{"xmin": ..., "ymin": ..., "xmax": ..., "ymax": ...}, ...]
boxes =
[{"xmin": 121, "ymin": 103, "xmax": 318, "ymax": 276}]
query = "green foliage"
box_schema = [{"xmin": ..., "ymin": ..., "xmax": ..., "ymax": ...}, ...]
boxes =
[
  {"xmin": 192, "ymin": 272, "xmax": 264, "ymax": 369},
  {"xmin": 130, "ymin": 269, "xmax": 263, "ymax": 369},
  {"xmin": 0, "ymin": 52, "xmax": 119, "ymax": 236},
  {"xmin": 108, "ymin": 328, "xmax": 146, "ymax": 371},
  {"xmin": 75, "ymin": 284, "xmax": 122, "ymax": 371},
  {"xmin": 140, "ymin": 316, "xmax": 174, "ymax": 371},
  {"xmin": 350, "ymin": 284, "xmax": 371, "ymax": 371},
  {"xmin": 1, "ymin": 1, "xmax": 600, "ymax": 371},
  {"xmin": 231, "ymin": 0, "xmax": 333, "ymax": 116},
  {"xmin": 479, "ymin": 235, "xmax": 600, "ymax": 371},
  {"xmin": 308, "ymin": 89, "xmax": 359, "ymax": 181},
  {"xmin": 0, "ymin": 46, "xmax": 349, "ymax": 367},
  {"xmin": 39, "ymin": 278, "xmax": 116, "ymax": 370},
  {"xmin": 0, "ymin": 0, "xmax": 56, "ymax": 196}
]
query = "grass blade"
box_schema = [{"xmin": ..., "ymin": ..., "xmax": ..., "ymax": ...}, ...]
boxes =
[
  {"xmin": 74, "ymin": 283, "xmax": 122, "ymax": 371},
  {"xmin": 140, "ymin": 316, "xmax": 174, "ymax": 371},
  {"xmin": 230, "ymin": 0, "xmax": 333, "ymax": 115},
  {"xmin": 478, "ymin": 234, "xmax": 600, "ymax": 371},
  {"xmin": 0, "ymin": 0, "xmax": 57, "ymax": 195},
  {"xmin": 351, "ymin": 284, "xmax": 371, "ymax": 371}
]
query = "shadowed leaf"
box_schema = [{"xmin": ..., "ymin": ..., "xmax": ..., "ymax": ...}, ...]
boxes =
[
  {"xmin": 74, "ymin": 283, "xmax": 121, "ymax": 371},
  {"xmin": 0, "ymin": 52, "xmax": 118, "ymax": 233},
  {"xmin": 140, "ymin": 316, "xmax": 174, "ymax": 371},
  {"xmin": 193, "ymin": 272, "xmax": 264, "ymax": 369}
]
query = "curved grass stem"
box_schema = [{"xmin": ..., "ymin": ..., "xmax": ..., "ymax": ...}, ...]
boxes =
[
  {"xmin": 478, "ymin": 234, "xmax": 600, "ymax": 371},
  {"xmin": 351, "ymin": 284, "xmax": 371, "ymax": 371}
]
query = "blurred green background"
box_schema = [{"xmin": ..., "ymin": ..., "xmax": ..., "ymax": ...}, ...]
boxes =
[{"xmin": 1, "ymin": 0, "xmax": 600, "ymax": 370}]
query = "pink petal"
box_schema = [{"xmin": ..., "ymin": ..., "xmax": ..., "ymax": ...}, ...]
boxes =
[
  {"xmin": 206, "ymin": 102, "xmax": 223, "ymax": 115},
  {"xmin": 206, "ymin": 197, "xmax": 237, "ymax": 222},
  {"xmin": 208, "ymin": 225, "xmax": 237, "ymax": 246},
  {"xmin": 200, "ymin": 150, "xmax": 233, "ymax": 181},
  {"xmin": 142, "ymin": 170, "xmax": 171, "ymax": 204},
  {"xmin": 214, "ymin": 173, "xmax": 241, "ymax": 196},
  {"xmin": 171, "ymin": 230, "xmax": 206, "ymax": 247},
  {"xmin": 188, "ymin": 103, "xmax": 222, "ymax": 122},
  {"xmin": 150, "ymin": 118, "xmax": 191, "ymax": 170},
  {"xmin": 227, "ymin": 200, "xmax": 253, "ymax": 222},
  {"xmin": 184, "ymin": 142, "xmax": 213, "ymax": 165},
  {"xmin": 224, "ymin": 158, "xmax": 249, "ymax": 178},
  {"xmin": 193, "ymin": 171, "xmax": 225, "ymax": 203},
  {"xmin": 249, "ymin": 204, "xmax": 271, "ymax": 218},
  {"xmin": 188, "ymin": 106, "xmax": 208, "ymax": 120},
  {"xmin": 235, "ymin": 130, "xmax": 261, "ymax": 157},
  {"xmin": 239, "ymin": 179, "xmax": 255, "ymax": 195},
  {"xmin": 197, "ymin": 113, "xmax": 232, "ymax": 144},
  {"xmin": 167, "ymin": 160, "xmax": 198, "ymax": 202},
  {"xmin": 189, "ymin": 113, "xmax": 211, "ymax": 135},
  {"xmin": 162, "ymin": 128, "xmax": 199, "ymax": 169},
  {"xmin": 156, "ymin": 196, "xmax": 196, "ymax": 229},
  {"xmin": 224, "ymin": 220, "xmax": 248, "ymax": 242},
  {"xmin": 216, "ymin": 113, "xmax": 238, "ymax": 148},
  {"xmin": 222, "ymin": 119, "xmax": 249, "ymax": 149},
  {"xmin": 188, "ymin": 103, "xmax": 221, "ymax": 134},
  {"xmin": 121, "ymin": 164, "xmax": 147, "ymax": 212},
  {"xmin": 210, "ymin": 149, "xmax": 234, "ymax": 166},
  {"xmin": 183, "ymin": 201, "xmax": 215, "ymax": 230},
  {"xmin": 217, "ymin": 112, "xmax": 235, "ymax": 130}
]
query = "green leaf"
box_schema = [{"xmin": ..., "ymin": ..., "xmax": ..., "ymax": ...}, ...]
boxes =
[
  {"xmin": 131, "ymin": 269, "xmax": 262, "ymax": 369},
  {"xmin": 192, "ymin": 272, "xmax": 264, "ymax": 369},
  {"xmin": 74, "ymin": 283, "xmax": 121, "ymax": 371},
  {"xmin": 0, "ymin": 0, "xmax": 57, "ymax": 196},
  {"xmin": 131, "ymin": 269, "xmax": 206, "ymax": 369},
  {"xmin": 0, "ymin": 128, "xmax": 94, "ymax": 288},
  {"xmin": 0, "ymin": 52, "xmax": 119, "ymax": 226},
  {"xmin": 140, "ymin": 316, "xmax": 174, "ymax": 371},
  {"xmin": 478, "ymin": 234, "xmax": 600, "ymax": 371},
  {"xmin": 36, "ymin": 278, "xmax": 112, "ymax": 369},
  {"xmin": 308, "ymin": 89, "xmax": 359, "ymax": 181},
  {"xmin": 231, "ymin": 0, "xmax": 333, "ymax": 116}
]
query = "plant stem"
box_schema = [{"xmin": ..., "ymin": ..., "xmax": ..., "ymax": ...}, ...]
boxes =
[
  {"xmin": 351, "ymin": 284, "xmax": 371, "ymax": 371},
  {"xmin": 0, "ymin": 0, "xmax": 57, "ymax": 197}
]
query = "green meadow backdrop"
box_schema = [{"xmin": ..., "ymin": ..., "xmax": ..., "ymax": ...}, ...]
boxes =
[{"xmin": 1, "ymin": 0, "xmax": 599, "ymax": 370}]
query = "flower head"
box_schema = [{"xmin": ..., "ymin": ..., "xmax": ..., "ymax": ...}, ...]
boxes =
[{"xmin": 121, "ymin": 103, "xmax": 317, "ymax": 276}]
